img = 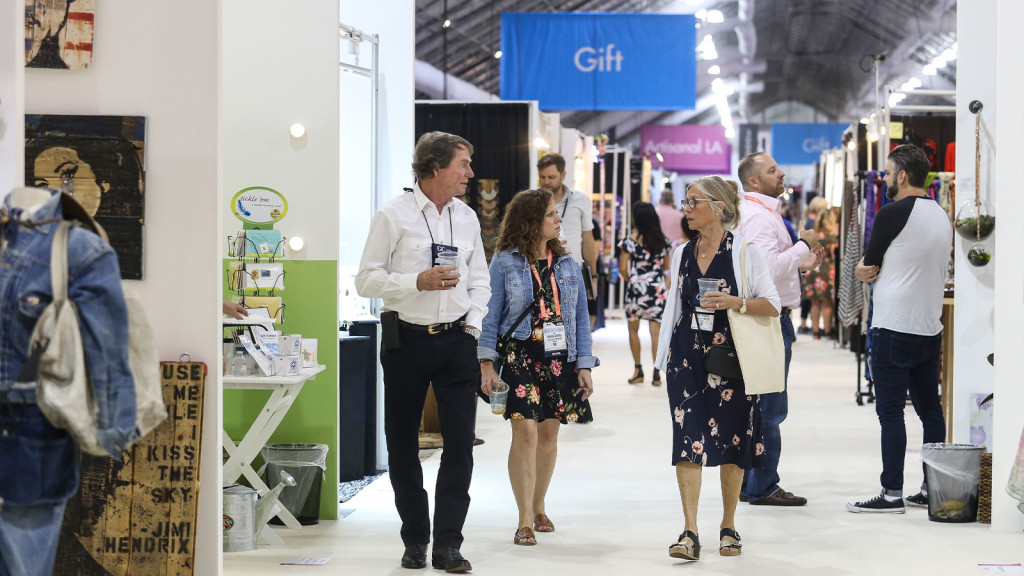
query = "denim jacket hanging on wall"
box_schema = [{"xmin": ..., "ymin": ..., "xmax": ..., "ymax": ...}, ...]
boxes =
[{"xmin": 0, "ymin": 189, "xmax": 135, "ymax": 505}]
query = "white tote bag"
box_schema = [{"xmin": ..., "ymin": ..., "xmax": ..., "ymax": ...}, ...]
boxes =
[{"xmin": 727, "ymin": 241, "xmax": 785, "ymax": 395}]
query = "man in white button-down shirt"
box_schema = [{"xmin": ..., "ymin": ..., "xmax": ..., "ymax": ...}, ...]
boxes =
[{"xmin": 356, "ymin": 132, "xmax": 490, "ymax": 573}]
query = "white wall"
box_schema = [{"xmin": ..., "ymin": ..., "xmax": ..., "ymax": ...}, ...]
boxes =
[
  {"xmin": 222, "ymin": 2, "xmax": 341, "ymax": 261},
  {"xmin": 953, "ymin": 0, "xmax": 997, "ymax": 448},
  {"xmin": 0, "ymin": 0, "xmax": 24, "ymax": 192},
  {"xmin": 992, "ymin": 0, "xmax": 1024, "ymax": 531},
  {"xmin": 338, "ymin": 0, "xmax": 415, "ymax": 266},
  {"xmin": 24, "ymin": 1, "xmax": 221, "ymax": 571}
]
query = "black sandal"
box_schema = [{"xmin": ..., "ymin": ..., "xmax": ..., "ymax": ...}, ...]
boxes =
[
  {"xmin": 628, "ymin": 364, "xmax": 644, "ymax": 384},
  {"xmin": 669, "ymin": 530, "xmax": 700, "ymax": 560},
  {"xmin": 652, "ymin": 368, "xmax": 662, "ymax": 386},
  {"xmin": 719, "ymin": 528, "xmax": 742, "ymax": 556}
]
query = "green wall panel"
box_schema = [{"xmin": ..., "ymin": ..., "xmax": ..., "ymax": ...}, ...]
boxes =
[{"xmin": 223, "ymin": 259, "xmax": 338, "ymax": 519}]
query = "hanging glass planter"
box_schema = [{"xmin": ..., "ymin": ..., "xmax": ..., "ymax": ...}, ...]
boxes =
[
  {"xmin": 966, "ymin": 244, "xmax": 991, "ymax": 267},
  {"xmin": 955, "ymin": 200, "xmax": 995, "ymax": 241}
]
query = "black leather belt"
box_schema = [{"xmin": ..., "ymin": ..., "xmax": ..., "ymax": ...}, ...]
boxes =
[
  {"xmin": 781, "ymin": 307, "xmax": 793, "ymax": 316},
  {"xmin": 399, "ymin": 316, "xmax": 465, "ymax": 335}
]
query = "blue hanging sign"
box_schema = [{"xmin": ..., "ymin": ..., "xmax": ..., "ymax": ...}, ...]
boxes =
[
  {"xmin": 770, "ymin": 123, "xmax": 850, "ymax": 165},
  {"xmin": 500, "ymin": 12, "xmax": 697, "ymax": 111}
]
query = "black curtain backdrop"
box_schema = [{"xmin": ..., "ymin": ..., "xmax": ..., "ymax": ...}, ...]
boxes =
[{"xmin": 414, "ymin": 102, "xmax": 531, "ymax": 211}]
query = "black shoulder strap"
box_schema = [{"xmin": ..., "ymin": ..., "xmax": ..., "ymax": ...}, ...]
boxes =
[{"xmin": 500, "ymin": 267, "xmax": 553, "ymax": 341}]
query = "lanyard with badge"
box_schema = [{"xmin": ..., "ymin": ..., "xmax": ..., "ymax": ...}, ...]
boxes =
[
  {"xmin": 529, "ymin": 251, "xmax": 568, "ymax": 357},
  {"xmin": 423, "ymin": 208, "xmax": 458, "ymax": 271}
]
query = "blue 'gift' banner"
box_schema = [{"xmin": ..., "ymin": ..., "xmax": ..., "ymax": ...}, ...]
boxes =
[
  {"xmin": 770, "ymin": 123, "xmax": 850, "ymax": 165},
  {"xmin": 500, "ymin": 12, "xmax": 696, "ymax": 111}
]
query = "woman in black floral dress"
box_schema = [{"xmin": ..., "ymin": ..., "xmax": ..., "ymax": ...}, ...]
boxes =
[
  {"xmin": 478, "ymin": 190, "xmax": 597, "ymax": 547},
  {"xmin": 654, "ymin": 176, "xmax": 780, "ymax": 562},
  {"xmin": 618, "ymin": 202, "xmax": 671, "ymax": 385}
]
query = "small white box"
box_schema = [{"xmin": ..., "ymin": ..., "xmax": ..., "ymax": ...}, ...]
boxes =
[
  {"xmin": 272, "ymin": 355, "xmax": 302, "ymax": 376},
  {"xmin": 301, "ymin": 338, "xmax": 318, "ymax": 368},
  {"xmin": 279, "ymin": 334, "xmax": 302, "ymax": 356}
]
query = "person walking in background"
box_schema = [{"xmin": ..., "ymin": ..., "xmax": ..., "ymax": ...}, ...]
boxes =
[
  {"xmin": 655, "ymin": 175, "xmax": 780, "ymax": 561},
  {"xmin": 478, "ymin": 189, "xmax": 597, "ymax": 546},
  {"xmin": 618, "ymin": 202, "xmax": 671, "ymax": 386},
  {"xmin": 848, "ymin": 144, "xmax": 952, "ymax": 513},
  {"xmin": 797, "ymin": 196, "xmax": 828, "ymax": 335},
  {"xmin": 656, "ymin": 188, "xmax": 685, "ymax": 246},
  {"xmin": 735, "ymin": 152, "xmax": 820, "ymax": 507},
  {"xmin": 356, "ymin": 131, "xmax": 490, "ymax": 573},
  {"xmin": 805, "ymin": 207, "xmax": 839, "ymax": 339}
]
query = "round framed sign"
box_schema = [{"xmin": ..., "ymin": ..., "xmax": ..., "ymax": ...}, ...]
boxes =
[{"xmin": 231, "ymin": 186, "xmax": 288, "ymax": 225}]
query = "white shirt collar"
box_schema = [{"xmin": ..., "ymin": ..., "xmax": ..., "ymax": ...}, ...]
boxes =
[{"xmin": 413, "ymin": 182, "xmax": 456, "ymax": 214}]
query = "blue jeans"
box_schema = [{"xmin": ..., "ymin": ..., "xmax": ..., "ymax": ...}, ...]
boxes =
[
  {"xmin": 0, "ymin": 500, "xmax": 68, "ymax": 576},
  {"xmin": 743, "ymin": 314, "xmax": 794, "ymax": 501},
  {"xmin": 869, "ymin": 327, "xmax": 945, "ymax": 491}
]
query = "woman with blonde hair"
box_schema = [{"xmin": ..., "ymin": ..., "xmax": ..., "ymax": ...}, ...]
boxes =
[
  {"xmin": 655, "ymin": 175, "xmax": 780, "ymax": 561},
  {"xmin": 479, "ymin": 189, "xmax": 597, "ymax": 546}
]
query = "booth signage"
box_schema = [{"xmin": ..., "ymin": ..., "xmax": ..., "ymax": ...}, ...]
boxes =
[
  {"xmin": 231, "ymin": 186, "xmax": 288, "ymax": 225},
  {"xmin": 640, "ymin": 125, "xmax": 730, "ymax": 174},
  {"xmin": 769, "ymin": 123, "xmax": 849, "ymax": 165},
  {"xmin": 738, "ymin": 124, "xmax": 760, "ymax": 159},
  {"xmin": 500, "ymin": 12, "xmax": 697, "ymax": 111}
]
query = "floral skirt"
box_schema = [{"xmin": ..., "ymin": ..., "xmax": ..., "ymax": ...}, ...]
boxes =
[{"xmin": 499, "ymin": 336, "xmax": 593, "ymax": 424}]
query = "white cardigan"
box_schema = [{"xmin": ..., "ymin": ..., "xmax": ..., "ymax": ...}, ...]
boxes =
[{"xmin": 654, "ymin": 233, "xmax": 781, "ymax": 372}]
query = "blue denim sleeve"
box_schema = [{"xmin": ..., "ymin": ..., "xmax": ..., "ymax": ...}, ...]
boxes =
[
  {"xmin": 66, "ymin": 228, "xmax": 138, "ymax": 457},
  {"xmin": 478, "ymin": 253, "xmax": 505, "ymax": 362},
  {"xmin": 572, "ymin": 261, "xmax": 599, "ymax": 369}
]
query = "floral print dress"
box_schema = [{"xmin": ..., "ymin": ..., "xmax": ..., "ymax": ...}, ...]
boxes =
[
  {"xmin": 665, "ymin": 232, "xmax": 763, "ymax": 468},
  {"xmin": 500, "ymin": 259, "xmax": 593, "ymax": 424},
  {"xmin": 617, "ymin": 236, "xmax": 670, "ymax": 322},
  {"xmin": 804, "ymin": 231, "xmax": 837, "ymax": 301}
]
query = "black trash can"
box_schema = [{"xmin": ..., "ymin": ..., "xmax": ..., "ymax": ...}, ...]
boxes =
[
  {"xmin": 922, "ymin": 443, "xmax": 984, "ymax": 523},
  {"xmin": 262, "ymin": 443, "xmax": 329, "ymax": 525}
]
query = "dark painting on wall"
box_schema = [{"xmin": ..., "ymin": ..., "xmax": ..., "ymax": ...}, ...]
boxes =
[
  {"xmin": 25, "ymin": 114, "xmax": 146, "ymax": 279},
  {"xmin": 415, "ymin": 102, "xmax": 532, "ymax": 262},
  {"xmin": 25, "ymin": 0, "xmax": 95, "ymax": 70}
]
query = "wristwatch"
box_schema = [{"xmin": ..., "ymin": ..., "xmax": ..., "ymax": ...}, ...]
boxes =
[
  {"xmin": 739, "ymin": 297, "xmax": 747, "ymax": 314},
  {"xmin": 464, "ymin": 326, "xmax": 481, "ymax": 340}
]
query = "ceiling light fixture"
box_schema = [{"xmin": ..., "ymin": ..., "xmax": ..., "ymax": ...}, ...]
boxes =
[
  {"xmin": 534, "ymin": 137, "xmax": 550, "ymax": 150},
  {"xmin": 494, "ymin": 50, "xmax": 502, "ymax": 59},
  {"xmin": 923, "ymin": 64, "xmax": 937, "ymax": 76},
  {"xmin": 706, "ymin": 10, "xmax": 724, "ymax": 23},
  {"xmin": 442, "ymin": 19, "xmax": 451, "ymax": 28},
  {"xmin": 708, "ymin": 64, "xmax": 721, "ymax": 75}
]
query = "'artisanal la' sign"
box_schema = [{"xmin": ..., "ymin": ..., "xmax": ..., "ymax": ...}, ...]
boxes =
[{"xmin": 640, "ymin": 125, "xmax": 731, "ymax": 174}]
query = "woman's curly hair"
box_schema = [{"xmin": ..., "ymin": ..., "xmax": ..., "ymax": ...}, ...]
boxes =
[{"xmin": 495, "ymin": 189, "xmax": 567, "ymax": 260}]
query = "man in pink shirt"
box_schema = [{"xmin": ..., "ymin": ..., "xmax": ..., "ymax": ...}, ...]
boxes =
[
  {"xmin": 735, "ymin": 152, "xmax": 820, "ymax": 507},
  {"xmin": 654, "ymin": 189, "xmax": 684, "ymax": 244}
]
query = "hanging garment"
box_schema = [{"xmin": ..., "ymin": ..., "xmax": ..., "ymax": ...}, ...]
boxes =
[
  {"xmin": 927, "ymin": 172, "xmax": 939, "ymax": 200},
  {"xmin": 1008, "ymin": 425, "xmax": 1024, "ymax": 503},
  {"xmin": 937, "ymin": 172, "xmax": 955, "ymax": 220},
  {"xmin": 944, "ymin": 142, "xmax": 956, "ymax": 173},
  {"xmin": 863, "ymin": 171, "xmax": 878, "ymax": 253},
  {"xmin": 838, "ymin": 191, "xmax": 864, "ymax": 328}
]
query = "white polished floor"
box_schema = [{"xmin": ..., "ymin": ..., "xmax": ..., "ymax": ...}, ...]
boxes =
[{"xmin": 224, "ymin": 317, "xmax": 1023, "ymax": 575}]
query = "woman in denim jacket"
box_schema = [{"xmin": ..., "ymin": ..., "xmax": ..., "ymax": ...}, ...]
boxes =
[
  {"xmin": 0, "ymin": 188, "xmax": 136, "ymax": 576},
  {"xmin": 479, "ymin": 189, "xmax": 598, "ymax": 547}
]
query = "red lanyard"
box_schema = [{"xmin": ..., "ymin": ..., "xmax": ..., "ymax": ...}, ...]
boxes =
[{"xmin": 529, "ymin": 250, "xmax": 561, "ymax": 320}]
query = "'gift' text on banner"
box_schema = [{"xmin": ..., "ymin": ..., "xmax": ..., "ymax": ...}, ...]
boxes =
[
  {"xmin": 500, "ymin": 12, "xmax": 696, "ymax": 111},
  {"xmin": 769, "ymin": 123, "xmax": 849, "ymax": 165}
]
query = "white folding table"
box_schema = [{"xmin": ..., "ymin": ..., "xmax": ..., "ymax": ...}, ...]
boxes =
[{"xmin": 222, "ymin": 365, "xmax": 326, "ymax": 544}]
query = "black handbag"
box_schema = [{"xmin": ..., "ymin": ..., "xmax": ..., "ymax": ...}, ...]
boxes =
[{"xmin": 704, "ymin": 344, "xmax": 743, "ymax": 380}]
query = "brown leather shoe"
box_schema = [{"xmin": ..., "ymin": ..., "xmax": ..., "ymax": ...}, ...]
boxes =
[
  {"xmin": 514, "ymin": 526, "xmax": 537, "ymax": 546},
  {"xmin": 533, "ymin": 513, "xmax": 555, "ymax": 532},
  {"xmin": 749, "ymin": 487, "xmax": 807, "ymax": 506}
]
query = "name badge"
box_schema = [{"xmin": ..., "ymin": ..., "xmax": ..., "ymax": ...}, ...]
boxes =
[
  {"xmin": 543, "ymin": 322, "xmax": 568, "ymax": 357},
  {"xmin": 690, "ymin": 312, "xmax": 715, "ymax": 332},
  {"xmin": 432, "ymin": 243, "xmax": 459, "ymax": 272}
]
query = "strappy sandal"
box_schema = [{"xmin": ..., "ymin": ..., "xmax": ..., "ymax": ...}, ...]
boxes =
[
  {"xmin": 514, "ymin": 526, "xmax": 537, "ymax": 546},
  {"xmin": 628, "ymin": 364, "xmax": 644, "ymax": 384},
  {"xmin": 533, "ymin": 513, "xmax": 555, "ymax": 533},
  {"xmin": 652, "ymin": 368, "xmax": 662, "ymax": 387},
  {"xmin": 719, "ymin": 528, "xmax": 742, "ymax": 556},
  {"xmin": 668, "ymin": 530, "xmax": 700, "ymax": 560}
]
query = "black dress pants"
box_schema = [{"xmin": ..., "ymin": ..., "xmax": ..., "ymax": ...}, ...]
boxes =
[{"xmin": 382, "ymin": 326, "xmax": 479, "ymax": 548}]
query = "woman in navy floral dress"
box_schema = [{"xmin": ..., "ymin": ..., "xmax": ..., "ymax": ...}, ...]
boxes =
[
  {"xmin": 618, "ymin": 202, "xmax": 671, "ymax": 386},
  {"xmin": 654, "ymin": 176, "xmax": 780, "ymax": 562}
]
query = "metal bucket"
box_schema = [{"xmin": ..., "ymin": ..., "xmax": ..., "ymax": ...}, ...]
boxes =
[{"xmin": 223, "ymin": 485, "xmax": 257, "ymax": 552}]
